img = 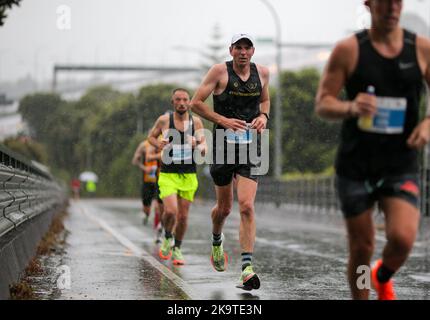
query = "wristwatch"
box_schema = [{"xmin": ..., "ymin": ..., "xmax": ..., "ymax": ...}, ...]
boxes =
[{"xmin": 260, "ymin": 112, "xmax": 270, "ymax": 121}]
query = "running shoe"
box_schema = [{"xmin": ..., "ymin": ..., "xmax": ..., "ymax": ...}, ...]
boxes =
[
  {"xmin": 210, "ymin": 236, "xmax": 228, "ymax": 272},
  {"xmin": 371, "ymin": 259, "xmax": 397, "ymax": 300},
  {"xmin": 172, "ymin": 247, "xmax": 185, "ymax": 265},
  {"xmin": 236, "ymin": 265, "xmax": 260, "ymax": 291},
  {"xmin": 159, "ymin": 238, "xmax": 172, "ymax": 260}
]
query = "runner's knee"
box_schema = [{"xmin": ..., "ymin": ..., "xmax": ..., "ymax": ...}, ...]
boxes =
[
  {"xmin": 239, "ymin": 200, "xmax": 254, "ymax": 216},
  {"xmin": 387, "ymin": 232, "xmax": 415, "ymax": 255},
  {"xmin": 350, "ymin": 237, "xmax": 374, "ymax": 258},
  {"xmin": 215, "ymin": 205, "xmax": 231, "ymax": 218},
  {"xmin": 177, "ymin": 210, "xmax": 188, "ymax": 222},
  {"xmin": 164, "ymin": 208, "xmax": 177, "ymax": 217}
]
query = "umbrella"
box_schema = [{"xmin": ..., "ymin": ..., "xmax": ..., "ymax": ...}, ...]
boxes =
[{"xmin": 79, "ymin": 171, "xmax": 98, "ymax": 182}]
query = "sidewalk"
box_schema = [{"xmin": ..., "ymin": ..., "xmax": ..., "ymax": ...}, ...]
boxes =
[{"xmin": 58, "ymin": 201, "xmax": 190, "ymax": 300}]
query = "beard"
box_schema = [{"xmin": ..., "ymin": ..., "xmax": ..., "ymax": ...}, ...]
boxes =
[{"xmin": 175, "ymin": 109, "xmax": 187, "ymax": 115}]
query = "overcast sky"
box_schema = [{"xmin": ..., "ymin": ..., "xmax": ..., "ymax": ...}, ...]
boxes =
[{"xmin": 1, "ymin": 0, "xmax": 429, "ymax": 83}]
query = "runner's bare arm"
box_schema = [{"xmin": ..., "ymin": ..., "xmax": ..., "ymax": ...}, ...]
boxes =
[
  {"xmin": 316, "ymin": 37, "xmax": 376, "ymax": 120},
  {"xmin": 132, "ymin": 142, "xmax": 145, "ymax": 166},
  {"xmin": 193, "ymin": 116, "xmax": 207, "ymax": 156},
  {"xmin": 191, "ymin": 65, "xmax": 247, "ymax": 131},
  {"xmin": 407, "ymin": 36, "xmax": 430, "ymax": 149},
  {"xmin": 148, "ymin": 114, "xmax": 169, "ymax": 149},
  {"xmin": 190, "ymin": 65, "xmax": 227, "ymax": 124},
  {"xmin": 145, "ymin": 142, "xmax": 162, "ymax": 162},
  {"xmin": 251, "ymin": 66, "xmax": 270, "ymax": 132},
  {"xmin": 131, "ymin": 142, "xmax": 148, "ymax": 172}
]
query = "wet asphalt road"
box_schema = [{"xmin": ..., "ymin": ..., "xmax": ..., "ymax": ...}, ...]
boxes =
[{"xmin": 58, "ymin": 198, "xmax": 430, "ymax": 300}]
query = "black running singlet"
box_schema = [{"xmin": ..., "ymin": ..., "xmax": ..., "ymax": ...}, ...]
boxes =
[
  {"xmin": 160, "ymin": 112, "xmax": 197, "ymax": 174},
  {"xmin": 213, "ymin": 61, "xmax": 262, "ymax": 126},
  {"xmin": 337, "ymin": 29, "xmax": 424, "ymax": 179}
]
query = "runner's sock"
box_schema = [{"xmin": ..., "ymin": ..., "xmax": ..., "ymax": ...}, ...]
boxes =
[
  {"xmin": 212, "ymin": 233, "xmax": 222, "ymax": 246},
  {"xmin": 174, "ymin": 239, "xmax": 182, "ymax": 249},
  {"xmin": 377, "ymin": 263, "xmax": 395, "ymax": 283},
  {"xmin": 241, "ymin": 252, "xmax": 253, "ymax": 271}
]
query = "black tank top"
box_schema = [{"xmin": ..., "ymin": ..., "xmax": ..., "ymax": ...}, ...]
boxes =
[
  {"xmin": 160, "ymin": 112, "xmax": 196, "ymax": 174},
  {"xmin": 337, "ymin": 29, "xmax": 423, "ymax": 179},
  {"xmin": 212, "ymin": 61, "xmax": 262, "ymax": 162},
  {"xmin": 213, "ymin": 61, "xmax": 262, "ymax": 126}
]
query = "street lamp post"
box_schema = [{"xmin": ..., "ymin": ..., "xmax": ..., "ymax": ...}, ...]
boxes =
[{"xmin": 259, "ymin": 0, "xmax": 283, "ymax": 180}]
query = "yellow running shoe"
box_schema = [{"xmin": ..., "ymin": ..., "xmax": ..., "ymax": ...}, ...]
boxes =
[
  {"xmin": 172, "ymin": 247, "xmax": 185, "ymax": 265},
  {"xmin": 159, "ymin": 238, "xmax": 172, "ymax": 260},
  {"xmin": 236, "ymin": 266, "xmax": 260, "ymax": 291}
]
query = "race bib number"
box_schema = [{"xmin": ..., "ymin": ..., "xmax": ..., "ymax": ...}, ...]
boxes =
[
  {"xmin": 358, "ymin": 97, "xmax": 407, "ymax": 134},
  {"xmin": 226, "ymin": 125, "xmax": 253, "ymax": 144},
  {"xmin": 172, "ymin": 144, "xmax": 192, "ymax": 161}
]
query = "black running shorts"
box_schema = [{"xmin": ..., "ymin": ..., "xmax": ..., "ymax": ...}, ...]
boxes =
[
  {"xmin": 141, "ymin": 182, "xmax": 162, "ymax": 206},
  {"xmin": 335, "ymin": 174, "xmax": 420, "ymax": 218}
]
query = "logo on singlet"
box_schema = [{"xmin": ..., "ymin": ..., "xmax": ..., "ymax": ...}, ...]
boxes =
[{"xmin": 399, "ymin": 62, "xmax": 415, "ymax": 70}]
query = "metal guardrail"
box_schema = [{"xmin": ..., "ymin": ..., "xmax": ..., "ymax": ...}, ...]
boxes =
[
  {"xmin": 198, "ymin": 172, "xmax": 430, "ymax": 217},
  {"xmin": 196, "ymin": 174, "xmax": 340, "ymax": 214},
  {"xmin": 0, "ymin": 144, "xmax": 66, "ymax": 238},
  {"xmin": 256, "ymin": 176, "xmax": 340, "ymax": 215}
]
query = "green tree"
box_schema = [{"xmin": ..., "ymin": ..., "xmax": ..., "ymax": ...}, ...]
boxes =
[
  {"xmin": 18, "ymin": 93, "xmax": 64, "ymax": 141},
  {"xmin": 136, "ymin": 84, "xmax": 186, "ymax": 134},
  {"xmin": 89, "ymin": 93, "xmax": 137, "ymax": 178},
  {"xmin": 98, "ymin": 133, "xmax": 145, "ymax": 197},
  {"xmin": 0, "ymin": 0, "xmax": 21, "ymax": 26},
  {"xmin": 17, "ymin": 83, "xmax": 202, "ymax": 197},
  {"xmin": 280, "ymin": 68, "xmax": 340, "ymax": 173},
  {"xmin": 44, "ymin": 100, "xmax": 83, "ymax": 175},
  {"xmin": 74, "ymin": 85, "xmax": 126, "ymax": 170}
]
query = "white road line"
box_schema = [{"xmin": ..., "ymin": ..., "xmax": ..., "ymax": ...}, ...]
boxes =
[{"xmin": 76, "ymin": 202, "xmax": 196, "ymax": 300}]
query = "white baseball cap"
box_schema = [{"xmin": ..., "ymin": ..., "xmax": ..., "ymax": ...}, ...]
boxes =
[{"xmin": 231, "ymin": 33, "xmax": 255, "ymax": 46}]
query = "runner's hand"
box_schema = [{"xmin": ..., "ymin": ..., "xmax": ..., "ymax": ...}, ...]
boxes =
[
  {"xmin": 220, "ymin": 117, "xmax": 247, "ymax": 131},
  {"xmin": 140, "ymin": 164, "xmax": 152, "ymax": 174},
  {"xmin": 351, "ymin": 93, "xmax": 377, "ymax": 117},
  {"xmin": 251, "ymin": 114, "xmax": 267, "ymax": 133},
  {"xmin": 196, "ymin": 143, "xmax": 206, "ymax": 156},
  {"xmin": 407, "ymin": 118, "xmax": 430, "ymax": 149},
  {"xmin": 186, "ymin": 135, "xmax": 197, "ymax": 148},
  {"xmin": 157, "ymin": 138, "xmax": 170, "ymax": 150}
]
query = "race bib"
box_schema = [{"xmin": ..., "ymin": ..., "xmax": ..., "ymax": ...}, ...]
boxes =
[
  {"xmin": 226, "ymin": 125, "xmax": 253, "ymax": 144},
  {"xmin": 149, "ymin": 165, "xmax": 157, "ymax": 178},
  {"xmin": 358, "ymin": 97, "xmax": 407, "ymax": 134},
  {"xmin": 172, "ymin": 144, "xmax": 192, "ymax": 162}
]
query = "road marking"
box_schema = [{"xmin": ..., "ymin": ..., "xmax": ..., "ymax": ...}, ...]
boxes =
[
  {"xmin": 409, "ymin": 273, "xmax": 430, "ymax": 283},
  {"xmin": 76, "ymin": 202, "xmax": 196, "ymax": 300}
]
